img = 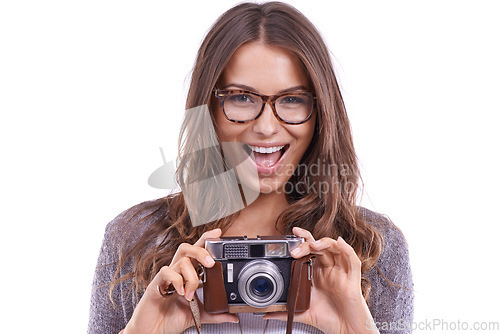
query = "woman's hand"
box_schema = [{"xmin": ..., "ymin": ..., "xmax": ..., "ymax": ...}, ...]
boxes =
[
  {"xmin": 262, "ymin": 227, "xmax": 379, "ymax": 334},
  {"xmin": 122, "ymin": 228, "xmax": 239, "ymax": 334}
]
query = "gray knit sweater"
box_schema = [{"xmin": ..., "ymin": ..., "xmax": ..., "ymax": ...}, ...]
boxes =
[{"xmin": 87, "ymin": 199, "xmax": 414, "ymax": 334}]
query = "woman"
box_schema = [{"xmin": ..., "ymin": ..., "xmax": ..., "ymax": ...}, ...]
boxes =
[{"xmin": 88, "ymin": 2, "xmax": 413, "ymax": 333}]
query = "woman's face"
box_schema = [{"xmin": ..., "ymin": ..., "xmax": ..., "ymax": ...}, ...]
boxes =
[{"xmin": 214, "ymin": 42, "xmax": 316, "ymax": 194}]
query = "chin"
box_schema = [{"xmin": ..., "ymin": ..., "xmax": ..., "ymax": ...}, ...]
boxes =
[{"xmin": 258, "ymin": 177, "xmax": 289, "ymax": 195}]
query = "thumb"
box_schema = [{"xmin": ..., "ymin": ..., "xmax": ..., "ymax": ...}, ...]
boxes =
[
  {"xmin": 201, "ymin": 311, "xmax": 239, "ymax": 324},
  {"xmin": 195, "ymin": 293, "xmax": 239, "ymax": 324}
]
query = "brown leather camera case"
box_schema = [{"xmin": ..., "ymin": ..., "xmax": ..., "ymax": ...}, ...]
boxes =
[{"xmin": 203, "ymin": 256, "xmax": 313, "ymax": 314}]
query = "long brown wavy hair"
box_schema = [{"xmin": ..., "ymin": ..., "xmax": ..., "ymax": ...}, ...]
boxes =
[{"xmin": 110, "ymin": 1, "xmax": 383, "ymax": 303}]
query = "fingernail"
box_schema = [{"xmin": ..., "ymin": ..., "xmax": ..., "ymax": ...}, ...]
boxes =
[
  {"xmin": 291, "ymin": 248, "xmax": 301, "ymax": 256},
  {"xmin": 205, "ymin": 256, "xmax": 215, "ymax": 266},
  {"xmin": 179, "ymin": 285, "xmax": 185, "ymax": 295},
  {"xmin": 186, "ymin": 291, "xmax": 195, "ymax": 301}
]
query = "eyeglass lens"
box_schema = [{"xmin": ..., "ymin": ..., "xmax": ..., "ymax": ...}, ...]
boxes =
[{"xmin": 223, "ymin": 92, "xmax": 313, "ymax": 123}]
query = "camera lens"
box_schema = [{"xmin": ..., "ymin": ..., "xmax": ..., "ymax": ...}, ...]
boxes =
[
  {"xmin": 238, "ymin": 260, "xmax": 284, "ymax": 308},
  {"xmin": 250, "ymin": 276, "xmax": 272, "ymax": 298}
]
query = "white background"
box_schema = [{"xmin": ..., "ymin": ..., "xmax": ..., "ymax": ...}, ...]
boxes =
[{"xmin": 1, "ymin": 0, "xmax": 499, "ymax": 333}]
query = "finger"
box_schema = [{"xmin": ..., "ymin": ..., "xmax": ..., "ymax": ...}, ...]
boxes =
[
  {"xmin": 177, "ymin": 257, "xmax": 201, "ymax": 301},
  {"xmin": 290, "ymin": 240, "xmax": 315, "ymax": 258},
  {"xmin": 193, "ymin": 228, "xmax": 222, "ymax": 247},
  {"xmin": 262, "ymin": 310, "xmax": 308, "ymax": 324},
  {"xmin": 310, "ymin": 238, "xmax": 346, "ymax": 269},
  {"xmin": 153, "ymin": 265, "xmax": 185, "ymax": 299},
  {"xmin": 170, "ymin": 242, "xmax": 216, "ymax": 269},
  {"xmin": 200, "ymin": 310, "xmax": 240, "ymax": 325},
  {"xmin": 290, "ymin": 227, "xmax": 316, "ymax": 258},
  {"xmin": 337, "ymin": 236, "xmax": 362, "ymax": 277},
  {"xmin": 262, "ymin": 311, "xmax": 288, "ymax": 322},
  {"xmin": 192, "ymin": 293, "xmax": 239, "ymax": 324},
  {"xmin": 199, "ymin": 293, "xmax": 239, "ymax": 324},
  {"xmin": 292, "ymin": 226, "xmax": 315, "ymax": 242}
]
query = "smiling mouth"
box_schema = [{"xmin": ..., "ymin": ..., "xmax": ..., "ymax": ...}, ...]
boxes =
[{"xmin": 249, "ymin": 144, "xmax": 289, "ymax": 167}]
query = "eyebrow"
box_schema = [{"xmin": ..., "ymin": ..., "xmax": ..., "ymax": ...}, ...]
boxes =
[{"xmin": 221, "ymin": 83, "xmax": 309, "ymax": 94}]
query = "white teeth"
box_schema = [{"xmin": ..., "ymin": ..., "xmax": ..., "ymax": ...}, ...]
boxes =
[{"xmin": 249, "ymin": 145, "xmax": 285, "ymax": 154}]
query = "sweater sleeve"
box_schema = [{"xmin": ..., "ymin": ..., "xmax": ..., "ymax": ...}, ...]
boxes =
[
  {"xmin": 87, "ymin": 199, "xmax": 164, "ymax": 334},
  {"xmin": 363, "ymin": 210, "xmax": 415, "ymax": 334},
  {"xmin": 87, "ymin": 214, "xmax": 134, "ymax": 334}
]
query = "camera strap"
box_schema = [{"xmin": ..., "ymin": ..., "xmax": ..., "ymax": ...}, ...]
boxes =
[
  {"xmin": 189, "ymin": 254, "xmax": 314, "ymax": 334},
  {"xmin": 188, "ymin": 297, "xmax": 203, "ymax": 334},
  {"xmin": 286, "ymin": 254, "xmax": 314, "ymax": 334}
]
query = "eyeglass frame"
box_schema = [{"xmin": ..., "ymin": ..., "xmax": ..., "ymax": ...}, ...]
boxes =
[{"xmin": 213, "ymin": 88, "xmax": 317, "ymax": 125}]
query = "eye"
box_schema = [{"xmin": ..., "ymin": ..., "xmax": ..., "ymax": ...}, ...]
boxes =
[
  {"xmin": 228, "ymin": 93, "xmax": 255, "ymax": 104},
  {"xmin": 279, "ymin": 95, "xmax": 307, "ymax": 105}
]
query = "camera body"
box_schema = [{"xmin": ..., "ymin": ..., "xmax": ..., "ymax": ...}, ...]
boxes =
[{"xmin": 203, "ymin": 235, "xmax": 313, "ymax": 314}]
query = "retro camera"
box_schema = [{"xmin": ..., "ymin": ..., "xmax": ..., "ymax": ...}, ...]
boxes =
[{"xmin": 202, "ymin": 235, "xmax": 313, "ymax": 314}]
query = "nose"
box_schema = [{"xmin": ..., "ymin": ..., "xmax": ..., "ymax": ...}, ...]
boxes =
[{"xmin": 252, "ymin": 102, "xmax": 280, "ymax": 136}]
